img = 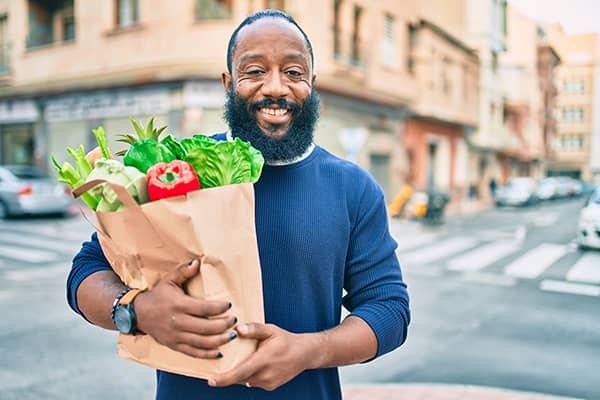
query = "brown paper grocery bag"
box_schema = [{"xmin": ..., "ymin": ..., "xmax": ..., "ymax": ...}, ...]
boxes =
[{"xmin": 73, "ymin": 179, "xmax": 264, "ymax": 379}]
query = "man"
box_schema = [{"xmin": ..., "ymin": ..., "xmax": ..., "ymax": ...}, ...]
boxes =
[{"xmin": 67, "ymin": 9, "xmax": 410, "ymax": 400}]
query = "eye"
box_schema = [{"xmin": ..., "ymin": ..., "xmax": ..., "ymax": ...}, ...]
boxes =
[
  {"xmin": 246, "ymin": 69, "xmax": 265, "ymax": 76},
  {"xmin": 285, "ymin": 70, "xmax": 303, "ymax": 77}
]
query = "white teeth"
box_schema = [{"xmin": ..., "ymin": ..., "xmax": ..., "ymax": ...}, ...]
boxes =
[{"xmin": 261, "ymin": 108, "xmax": 288, "ymax": 116}]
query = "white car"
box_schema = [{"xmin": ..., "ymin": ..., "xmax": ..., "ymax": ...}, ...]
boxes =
[{"xmin": 577, "ymin": 187, "xmax": 600, "ymax": 249}]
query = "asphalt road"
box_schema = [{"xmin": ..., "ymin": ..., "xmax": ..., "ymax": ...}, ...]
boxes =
[{"xmin": 0, "ymin": 198, "xmax": 598, "ymax": 399}]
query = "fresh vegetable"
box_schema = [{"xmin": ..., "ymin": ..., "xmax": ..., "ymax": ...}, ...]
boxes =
[
  {"xmin": 117, "ymin": 118, "xmax": 176, "ymax": 173},
  {"xmin": 160, "ymin": 134, "xmax": 187, "ymax": 160},
  {"xmin": 147, "ymin": 160, "xmax": 201, "ymax": 201},
  {"xmin": 184, "ymin": 136, "xmax": 264, "ymax": 188},
  {"xmin": 51, "ymin": 154, "xmax": 99, "ymax": 210},
  {"xmin": 86, "ymin": 126, "xmax": 113, "ymax": 167},
  {"xmin": 85, "ymin": 159, "xmax": 149, "ymax": 212}
]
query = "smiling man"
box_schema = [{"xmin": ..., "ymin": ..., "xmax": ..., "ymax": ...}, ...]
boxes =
[{"xmin": 67, "ymin": 10, "xmax": 410, "ymax": 400}]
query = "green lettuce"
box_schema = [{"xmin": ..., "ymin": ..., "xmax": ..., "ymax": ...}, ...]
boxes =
[{"xmin": 183, "ymin": 136, "xmax": 264, "ymax": 188}]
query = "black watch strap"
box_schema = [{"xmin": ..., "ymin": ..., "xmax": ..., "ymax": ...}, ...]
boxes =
[{"xmin": 111, "ymin": 287, "xmax": 132, "ymax": 323}]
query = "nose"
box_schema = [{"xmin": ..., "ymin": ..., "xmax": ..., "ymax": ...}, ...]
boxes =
[{"xmin": 260, "ymin": 70, "xmax": 290, "ymax": 99}]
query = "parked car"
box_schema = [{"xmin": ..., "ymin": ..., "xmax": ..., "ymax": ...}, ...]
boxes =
[
  {"xmin": 535, "ymin": 177, "xmax": 559, "ymax": 201},
  {"xmin": 577, "ymin": 186, "xmax": 600, "ymax": 250},
  {"xmin": 555, "ymin": 176, "xmax": 582, "ymax": 198},
  {"xmin": 0, "ymin": 165, "xmax": 73, "ymax": 219},
  {"xmin": 495, "ymin": 177, "xmax": 538, "ymax": 207}
]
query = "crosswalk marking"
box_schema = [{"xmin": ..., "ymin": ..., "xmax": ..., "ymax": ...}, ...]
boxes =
[
  {"xmin": 0, "ymin": 244, "xmax": 62, "ymax": 263},
  {"xmin": 0, "ymin": 232, "xmax": 81, "ymax": 254},
  {"xmin": 395, "ymin": 232, "xmax": 440, "ymax": 252},
  {"xmin": 400, "ymin": 236, "xmax": 478, "ymax": 265},
  {"xmin": 504, "ymin": 243, "xmax": 567, "ymax": 279},
  {"xmin": 540, "ymin": 279, "xmax": 600, "ymax": 297},
  {"xmin": 566, "ymin": 252, "xmax": 600, "ymax": 284},
  {"xmin": 448, "ymin": 241, "xmax": 518, "ymax": 272}
]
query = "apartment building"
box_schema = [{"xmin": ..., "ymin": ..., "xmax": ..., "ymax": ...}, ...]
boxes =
[
  {"xmin": 497, "ymin": 4, "xmax": 547, "ymax": 180},
  {"xmin": 546, "ymin": 24, "xmax": 600, "ymax": 181},
  {"xmin": 416, "ymin": 0, "xmax": 509, "ymax": 199},
  {"xmin": 403, "ymin": 19, "xmax": 479, "ymax": 201},
  {"xmin": 0, "ymin": 0, "xmax": 418, "ymax": 198}
]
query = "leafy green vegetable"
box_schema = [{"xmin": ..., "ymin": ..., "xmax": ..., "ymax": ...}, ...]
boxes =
[
  {"xmin": 66, "ymin": 145, "xmax": 93, "ymax": 180},
  {"xmin": 92, "ymin": 126, "xmax": 111, "ymax": 160},
  {"xmin": 85, "ymin": 159, "xmax": 149, "ymax": 212},
  {"xmin": 51, "ymin": 154, "xmax": 99, "ymax": 210},
  {"xmin": 184, "ymin": 136, "xmax": 264, "ymax": 188},
  {"xmin": 161, "ymin": 135, "xmax": 187, "ymax": 160}
]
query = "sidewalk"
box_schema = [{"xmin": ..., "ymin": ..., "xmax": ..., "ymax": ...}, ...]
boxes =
[
  {"xmin": 343, "ymin": 384, "xmax": 582, "ymax": 400},
  {"xmin": 445, "ymin": 197, "xmax": 493, "ymax": 216}
]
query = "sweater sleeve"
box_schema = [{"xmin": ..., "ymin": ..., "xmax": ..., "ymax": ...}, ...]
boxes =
[
  {"xmin": 66, "ymin": 232, "xmax": 112, "ymax": 317},
  {"xmin": 342, "ymin": 177, "xmax": 411, "ymax": 359}
]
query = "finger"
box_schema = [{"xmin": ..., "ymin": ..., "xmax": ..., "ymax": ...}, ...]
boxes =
[
  {"xmin": 208, "ymin": 353, "xmax": 264, "ymax": 387},
  {"xmin": 175, "ymin": 344, "xmax": 224, "ymax": 360},
  {"xmin": 170, "ymin": 259, "xmax": 200, "ymax": 287},
  {"xmin": 172, "ymin": 314, "xmax": 238, "ymax": 336},
  {"xmin": 236, "ymin": 323, "xmax": 275, "ymax": 340},
  {"xmin": 176, "ymin": 330, "xmax": 238, "ymax": 350},
  {"xmin": 178, "ymin": 296, "xmax": 233, "ymax": 318}
]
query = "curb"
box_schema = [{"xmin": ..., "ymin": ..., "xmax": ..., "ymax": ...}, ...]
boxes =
[{"xmin": 343, "ymin": 384, "xmax": 583, "ymax": 400}]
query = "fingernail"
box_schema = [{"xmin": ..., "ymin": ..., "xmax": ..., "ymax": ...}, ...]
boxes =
[
  {"xmin": 229, "ymin": 331, "xmax": 238, "ymax": 341},
  {"xmin": 227, "ymin": 302, "xmax": 232, "ymax": 309},
  {"xmin": 215, "ymin": 351, "xmax": 223, "ymax": 359},
  {"xmin": 238, "ymin": 324, "xmax": 249, "ymax": 334}
]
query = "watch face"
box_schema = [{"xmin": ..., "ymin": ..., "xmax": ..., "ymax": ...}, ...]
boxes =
[{"xmin": 114, "ymin": 306, "xmax": 133, "ymax": 334}]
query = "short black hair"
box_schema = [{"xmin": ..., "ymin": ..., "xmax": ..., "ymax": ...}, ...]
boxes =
[{"xmin": 226, "ymin": 9, "xmax": 314, "ymax": 74}]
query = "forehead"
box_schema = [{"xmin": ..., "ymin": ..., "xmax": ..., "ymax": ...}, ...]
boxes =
[{"xmin": 233, "ymin": 18, "xmax": 310, "ymax": 65}]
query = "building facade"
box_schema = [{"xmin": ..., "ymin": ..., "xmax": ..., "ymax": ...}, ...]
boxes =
[
  {"xmin": 546, "ymin": 25, "xmax": 599, "ymax": 181},
  {"xmin": 403, "ymin": 19, "xmax": 479, "ymax": 202},
  {"xmin": 0, "ymin": 0, "xmax": 418, "ymax": 198}
]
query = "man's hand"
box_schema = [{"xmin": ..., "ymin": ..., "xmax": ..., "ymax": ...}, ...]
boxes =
[
  {"xmin": 134, "ymin": 259, "xmax": 237, "ymax": 359},
  {"xmin": 208, "ymin": 323, "xmax": 319, "ymax": 391}
]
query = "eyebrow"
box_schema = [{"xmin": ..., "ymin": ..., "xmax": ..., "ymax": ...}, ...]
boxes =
[{"xmin": 238, "ymin": 52, "xmax": 309, "ymax": 65}]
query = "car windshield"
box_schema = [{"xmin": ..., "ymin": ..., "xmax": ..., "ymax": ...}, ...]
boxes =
[{"xmin": 4, "ymin": 166, "xmax": 49, "ymax": 180}]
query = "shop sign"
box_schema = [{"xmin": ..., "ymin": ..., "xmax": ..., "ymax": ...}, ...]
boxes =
[
  {"xmin": 45, "ymin": 88, "xmax": 172, "ymax": 122},
  {"xmin": 0, "ymin": 100, "xmax": 39, "ymax": 123}
]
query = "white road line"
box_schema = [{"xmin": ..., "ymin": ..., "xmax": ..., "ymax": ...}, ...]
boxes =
[
  {"xmin": 540, "ymin": 279, "xmax": 600, "ymax": 297},
  {"xmin": 400, "ymin": 236, "xmax": 478, "ymax": 265},
  {"xmin": 5, "ymin": 264, "xmax": 67, "ymax": 281},
  {"xmin": 0, "ymin": 244, "xmax": 62, "ymax": 263},
  {"xmin": 462, "ymin": 272, "xmax": 517, "ymax": 287},
  {"xmin": 448, "ymin": 241, "xmax": 518, "ymax": 272},
  {"xmin": 504, "ymin": 243, "xmax": 567, "ymax": 279},
  {"xmin": 0, "ymin": 232, "xmax": 81, "ymax": 253},
  {"xmin": 395, "ymin": 232, "xmax": 440, "ymax": 252},
  {"xmin": 566, "ymin": 252, "xmax": 600, "ymax": 284}
]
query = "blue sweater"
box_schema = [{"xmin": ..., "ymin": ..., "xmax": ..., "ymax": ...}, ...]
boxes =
[{"xmin": 67, "ymin": 144, "xmax": 410, "ymax": 400}]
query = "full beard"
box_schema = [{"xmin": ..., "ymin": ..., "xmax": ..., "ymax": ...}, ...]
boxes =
[{"xmin": 223, "ymin": 87, "xmax": 320, "ymax": 163}]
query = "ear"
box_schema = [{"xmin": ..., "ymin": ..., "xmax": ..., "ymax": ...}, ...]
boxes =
[
  {"xmin": 311, "ymin": 74, "xmax": 317, "ymax": 86},
  {"xmin": 222, "ymin": 72, "xmax": 232, "ymax": 92}
]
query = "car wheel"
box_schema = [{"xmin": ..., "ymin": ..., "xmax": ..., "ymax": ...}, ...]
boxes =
[{"xmin": 0, "ymin": 201, "xmax": 9, "ymax": 219}]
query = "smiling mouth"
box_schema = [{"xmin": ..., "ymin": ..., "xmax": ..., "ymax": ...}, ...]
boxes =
[{"xmin": 259, "ymin": 107, "xmax": 290, "ymax": 116}]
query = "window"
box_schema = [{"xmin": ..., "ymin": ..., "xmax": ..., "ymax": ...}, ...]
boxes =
[
  {"xmin": 116, "ymin": 0, "xmax": 139, "ymax": 28},
  {"xmin": 27, "ymin": 0, "xmax": 75, "ymax": 48},
  {"xmin": 562, "ymin": 107, "xmax": 585, "ymax": 122},
  {"xmin": 196, "ymin": 0, "xmax": 232, "ymax": 20},
  {"xmin": 462, "ymin": 64, "xmax": 469, "ymax": 101},
  {"xmin": 491, "ymin": 50, "xmax": 498, "ymax": 74},
  {"xmin": 0, "ymin": 15, "xmax": 8, "ymax": 73},
  {"xmin": 407, "ymin": 24, "xmax": 416, "ymax": 74},
  {"xmin": 333, "ymin": 0, "xmax": 342, "ymax": 57},
  {"xmin": 563, "ymin": 79, "xmax": 586, "ymax": 94},
  {"xmin": 381, "ymin": 13, "xmax": 395, "ymax": 66},
  {"xmin": 351, "ymin": 5, "xmax": 363, "ymax": 65}
]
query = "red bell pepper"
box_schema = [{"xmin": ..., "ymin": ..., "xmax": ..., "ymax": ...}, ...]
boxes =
[{"xmin": 147, "ymin": 160, "xmax": 201, "ymax": 201}]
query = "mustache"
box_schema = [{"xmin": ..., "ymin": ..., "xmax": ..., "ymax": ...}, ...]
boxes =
[{"xmin": 250, "ymin": 98, "xmax": 301, "ymax": 113}]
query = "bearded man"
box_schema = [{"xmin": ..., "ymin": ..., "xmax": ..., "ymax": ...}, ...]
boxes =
[{"xmin": 67, "ymin": 9, "xmax": 410, "ymax": 400}]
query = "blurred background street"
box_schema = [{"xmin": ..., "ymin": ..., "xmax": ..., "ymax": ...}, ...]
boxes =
[
  {"xmin": 1, "ymin": 195, "xmax": 599, "ymax": 399},
  {"xmin": 1, "ymin": 0, "xmax": 600, "ymax": 398}
]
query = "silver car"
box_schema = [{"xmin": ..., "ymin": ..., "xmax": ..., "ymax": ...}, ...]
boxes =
[{"xmin": 0, "ymin": 165, "xmax": 73, "ymax": 219}]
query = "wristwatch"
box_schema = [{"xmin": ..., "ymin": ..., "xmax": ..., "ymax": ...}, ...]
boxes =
[{"xmin": 111, "ymin": 288, "xmax": 144, "ymax": 335}]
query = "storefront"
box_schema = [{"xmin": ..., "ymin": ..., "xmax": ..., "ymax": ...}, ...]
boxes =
[{"xmin": 0, "ymin": 100, "xmax": 38, "ymax": 165}]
